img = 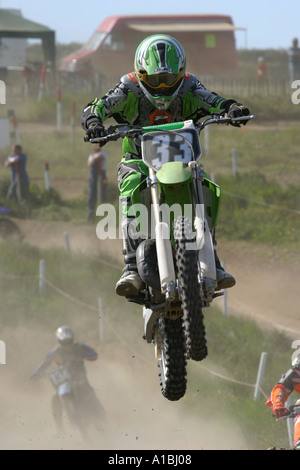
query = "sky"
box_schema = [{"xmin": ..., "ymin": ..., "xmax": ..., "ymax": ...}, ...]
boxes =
[{"xmin": 0, "ymin": 0, "xmax": 298, "ymax": 50}]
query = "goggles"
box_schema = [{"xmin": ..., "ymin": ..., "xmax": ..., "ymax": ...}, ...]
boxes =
[{"xmin": 139, "ymin": 69, "xmax": 185, "ymax": 89}]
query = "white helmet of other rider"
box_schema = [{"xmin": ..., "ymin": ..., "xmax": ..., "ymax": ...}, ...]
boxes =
[{"xmin": 56, "ymin": 326, "xmax": 74, "ymax": 345}]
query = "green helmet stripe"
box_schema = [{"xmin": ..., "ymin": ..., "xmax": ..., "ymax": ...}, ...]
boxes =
[
  {"xmin": 134, "ymin": 34, "xmax": 186, "ymax": 110},
  {"xmin": 135, "ymin": 34, "xmax": 185, "ymax": 74}
]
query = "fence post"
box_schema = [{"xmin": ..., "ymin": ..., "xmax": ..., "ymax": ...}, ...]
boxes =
[
  {"xmin": 39, "ymin": 259, "xmax": 45, "ymax": 293},
  {"xmin": 8, "ymin": 110, "xmax": 21, "ymax": 145},
  {"xmin": 0, "ymin": 340, "xmax": 6, "ymax": 365},
  {"xmin": 222, "ymin": 261, "xmax": 228, "ymax": 315},
  {"xmin": 0, "ymin": 79, "xmax": 6, "ymax": 104},
  {"xmin": 44, "ymin": 162, "xmax": 51, "ymax": 190},
  {"xmin": 223, "ymin": 289, "xmax": 228, "ymax": 316},
  {"xmin": 98, "ymin": 297, "xmax": 104, "ymax": 342},
  {"xmin": 38, "ymin": 65, "xmax": 47, "ymax": 102},
  {"xmin": 204, "ymin": 125, "xmax": 210, "ymax": 156},
  {"xmin": 232, "ymin": 148, "xmax": 238, "ymax": 177},
  {"xmin": 70, "ymin": 101, "xmax": 76, "ymax": 149},
  {"xmin": 56, "ymin": 88, "xmax": 62, "ymax": 134},
  {"xmin": 254, "ymin": 352, "xmax": 267, "ymax": 401},
  {"xmin": 64, "ymin": 232, "xmax": 71, "ymax": 254},
  {"xmin": 286, "ymin": 395, "xmax": 294, "ymax": 449}
]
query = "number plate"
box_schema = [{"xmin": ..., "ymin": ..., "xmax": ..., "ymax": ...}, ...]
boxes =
[
  {"xmin": 141, "ymin": 127, "xmax": 201, "ymax": 170},
  {"xmin": 50, "ymin": 367, "xmax": 71, "ymax": 387}
]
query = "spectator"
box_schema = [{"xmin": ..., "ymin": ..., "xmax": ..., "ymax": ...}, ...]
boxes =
[
  {"xmin": 288, "ymin": 38, "xmax": 300, "ymax": 84},
  {"xmin": 257, "ymin": 56, "xmax": 267, "ymax": 79},
  {"xmin": 87, "ymin": 144, "xmax": 108, "ymax": 220},
  {"xmin": 5, "ymin": 144, "xmax": 30, "ymax": 201}
]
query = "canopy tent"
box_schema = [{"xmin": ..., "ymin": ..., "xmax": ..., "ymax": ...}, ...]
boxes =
[{"xmin": 0, "ymin": 9, "xmax": 56, "ymax": 75}]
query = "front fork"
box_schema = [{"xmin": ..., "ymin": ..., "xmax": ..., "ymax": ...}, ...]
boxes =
[
  {"xmin": 148, "ymin": 167, "xmax": 176, "ymax": 303},
  {"xmin": 148, "ymin": 163, "xmax": 216, "ymax": 307},
  {"xmin": 190, "ymin": 162, "xmax": 216, "ymax": 305}
]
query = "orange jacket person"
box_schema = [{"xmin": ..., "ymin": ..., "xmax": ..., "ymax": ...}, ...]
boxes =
[{"xmin": 266, "ymin": 353, "xmax": 300, "ymax": 449}]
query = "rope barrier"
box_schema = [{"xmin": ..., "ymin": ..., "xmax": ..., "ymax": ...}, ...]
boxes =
[
  {"xmin": 42, "ymin": 276, "xmax": 98, "ymax": 312},
  {"xmin": 198, "ymin": 363, "xmax": 268, "ymax": 399}
]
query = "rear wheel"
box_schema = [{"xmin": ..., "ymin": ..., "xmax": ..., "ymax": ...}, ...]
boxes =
[
  {"xmin": 155, "ymin": 317, "xmax": 187, "ymax": 401},
  {"xmin": 173, "ymin": 216, "xmax": 207, "ymax": 361}
]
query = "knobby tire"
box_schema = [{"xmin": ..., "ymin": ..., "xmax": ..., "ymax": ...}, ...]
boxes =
[
  {"xmin": 157, "ymin": 317, "xmax": 187, "ymax": 401},
  {"xmin": 173, "ymin": 216, "xmax": 208, "ymax": 361}
]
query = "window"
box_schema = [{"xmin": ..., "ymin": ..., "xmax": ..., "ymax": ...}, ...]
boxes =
[
  {"xmin": 82, "ymin": 31, "xmax": 106, "ymax": 52},
  {"xmin": 205, "ymin": 34, "xmax": 216, "ymax": 48},
  {"xmin": 102, "ymin": 34, "xmax": 124, "ymax": 51}
]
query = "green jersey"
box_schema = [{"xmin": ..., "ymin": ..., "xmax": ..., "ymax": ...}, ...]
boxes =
[{"xmin": 81, "ymin": 71, "xmax": 235, "ymax": 155}]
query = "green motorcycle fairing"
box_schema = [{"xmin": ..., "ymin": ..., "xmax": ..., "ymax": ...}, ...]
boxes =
[
  {"xmin": 202, "ymin": 176, "xmax": 222, "ymax": 230},
  {"xmin": 157, "ymin": 162, "xmax": 222, "ymax": 231},
  {"xmin": 130, "ymin": 162, "xmax": 222, "ymax": 239}
]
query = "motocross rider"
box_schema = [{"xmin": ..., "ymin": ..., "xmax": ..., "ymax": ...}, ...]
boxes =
[
  {"xmin": 31, "ymin": 326, "xmax": 99, "ymax": 431},
  {"xmin": 81, "ymin": 34, "xmax": 251, "ymax": 299},
  {"xmin": 265, "ymin": 350, "xmax": 300, "ymax": 449}
]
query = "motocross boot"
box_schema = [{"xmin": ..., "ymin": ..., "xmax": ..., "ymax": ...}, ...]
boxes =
[
  {"xmin": 211, "ymin": 230, "xmax": 236, "ymax": 291},
  {"xmin": 214, "ymin": 249, "xmax": 236, "ymax": 291},
  {"xmin": 115, "ymin": 216, "xmax": 145, "ymax": 297}
]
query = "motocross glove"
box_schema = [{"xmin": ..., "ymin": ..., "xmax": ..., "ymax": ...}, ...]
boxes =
[
  {"xmin": 227, "ymin": 102, "xmax": 250, "ymax": 127},
  {"xmin": 272, "ymin": 406, "xmax": 288, "ymax": 418},
  {"xmin": 85, "ymin": 122, "xmax": 106, "ymax": 140}
]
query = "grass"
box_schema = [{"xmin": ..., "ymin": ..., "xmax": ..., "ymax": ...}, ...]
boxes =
[
  {"xmin": 0, "ymin": 239, "xmax": 294, "ymax": 449},
  {"xmin": 202, "ymin": 122, "xmax": 300, "ymax": 186},
  {"xmin": 215, "ymin": 172, "xmax": 300, "ymax": 247}
]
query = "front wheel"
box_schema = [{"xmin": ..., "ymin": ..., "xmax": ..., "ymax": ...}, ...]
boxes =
[
  {"xmin": 61, "ymin": 393, "xmax": 85, "ymax": 434},
  {"xmin": 154, "ymin": 317, "xmax": 187, "ymax": 401},
  {"xmin": 173, "ymin": 216, "xmax": 208, "ymax": 361}
]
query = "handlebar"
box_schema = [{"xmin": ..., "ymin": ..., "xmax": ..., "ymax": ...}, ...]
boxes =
[
  {"xmin": 275, "ymin": 405, "xmax": 300, "ymax": 421},
  {"xmin": 84, "ymin": 115, "xmax": 255, "ymax": 144},
  {"xmin": 197, "ymin": 114, "xmax": 255, "ymax": 130}
]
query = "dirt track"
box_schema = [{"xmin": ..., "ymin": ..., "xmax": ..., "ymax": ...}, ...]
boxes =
[
  {"xmin": 0, "ymin": 218, "xmax": 252, "ymax": 450},
  {"xmin": 1, "ymin": 209, "xmax": 300, "ymax": 451},
  {"xmin": 14, "ymin": 217, "xmax": 300, "ymax": 338}
]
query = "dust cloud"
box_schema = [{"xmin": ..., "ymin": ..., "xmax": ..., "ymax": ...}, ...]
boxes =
[
  {"xmin": 4, "ymin": 219, "xmax": 299, "ymax": 451},
  {"xmin": 0, "ymin": 321, "xmax": 248, "ymax": 450}
]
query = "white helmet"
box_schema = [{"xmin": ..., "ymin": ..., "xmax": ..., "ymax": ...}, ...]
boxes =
[
  {"xmin": 56, "ymin": 326, "xmax": 74, "ymax": 345},
  {"xmin": 292, "ymin": 352, "xmax": 300, "ymax": 367}
]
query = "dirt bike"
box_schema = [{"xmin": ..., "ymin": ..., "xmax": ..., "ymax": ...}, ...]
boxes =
[
  {"xmin": 39, "ymin": 362, "xmax": 106, "ymax": 436},
  {"xmin": 275, "ymin": 403, "xmax": 300, "ymax": 450},
  {"xmin": 87, "ymin": 114, "xmax": 254, "ymax": 401}
]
